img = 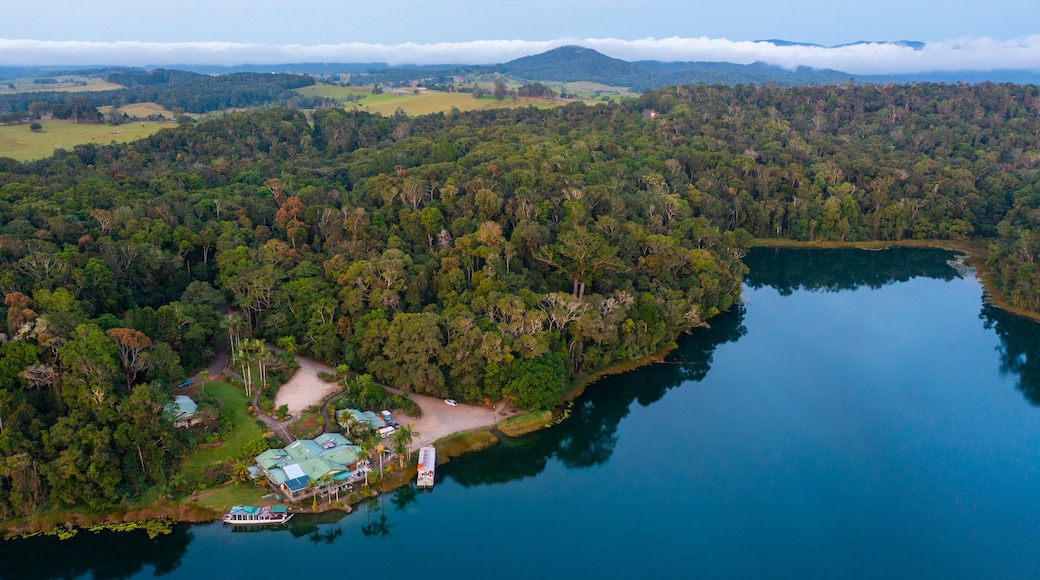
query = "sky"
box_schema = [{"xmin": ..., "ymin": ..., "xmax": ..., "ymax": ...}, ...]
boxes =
[{"xmin": 2, "ymin": 0, "xmax": 1040, "ymax": 73}]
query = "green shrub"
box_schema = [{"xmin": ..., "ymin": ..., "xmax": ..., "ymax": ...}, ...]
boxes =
[{"xmin": 242, "ymin": 436, "xmax": 270, "ymax": 459}]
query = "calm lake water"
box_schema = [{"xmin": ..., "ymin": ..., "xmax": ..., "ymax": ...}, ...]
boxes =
[{"xmin": 7, "ymin": 248, "xmax": 1040, "ymax": 579}]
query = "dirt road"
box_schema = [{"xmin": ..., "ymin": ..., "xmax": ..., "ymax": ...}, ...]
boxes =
[
  {"xmin": 274, "ymin": 355, "xmax": 342, "ymax": 418},
  {"xmin": 272, "ymin": 355, "xmax": 514, "ymax": 450},
  {"xmin": 385, "ymin": 388, "xmax": 514, "ymax": 450}
]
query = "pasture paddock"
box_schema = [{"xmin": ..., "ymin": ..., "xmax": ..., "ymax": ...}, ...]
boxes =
[{"xmin": 0, "ymin": 120, "xmax": 169, "ymax": 162}]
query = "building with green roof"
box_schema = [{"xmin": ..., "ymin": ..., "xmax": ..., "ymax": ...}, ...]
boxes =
[
  {"xmin": 164, "ymin": 395, "xmax": 200, "ymax": 429},
  {"xmin": 336, "ymin": 408, "xmax": 386, "ymax": 430},
  {"xmin": 255, "ymin": 433, "xmax": 370, "ymax": 502}
]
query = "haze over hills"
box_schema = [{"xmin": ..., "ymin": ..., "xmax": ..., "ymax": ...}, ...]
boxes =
[
  {"xmin": 5, "ymin": 44, "xmax": 1040, "ymax": 95},
  {"xmin": 339, "ymin": 45, "xmax": 1040, "ymax": 88}
]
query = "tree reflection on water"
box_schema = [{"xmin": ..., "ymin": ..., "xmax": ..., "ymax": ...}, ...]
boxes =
[
  {"xmin": 444, "ymin": 304, "xmax": 747, "ymax": 487},
  {"xmin": 0, "ymin": 524, "xmax": 193, "ymax": 580},
  {"xmin": 980, "ymin": 302, "xmax": 1040, "ymax": 406},
  {"xmin": 444, "ymin": 246, "xmax": 1040, "ymax": 486},
  {"xmin": 743, "ymin": 246, "xmax": 959, "ymax": 294}
]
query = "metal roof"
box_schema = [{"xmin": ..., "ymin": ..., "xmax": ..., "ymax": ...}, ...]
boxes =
[
  {"xmin": 284, "ymin": 476, "xmax": 311, "ymax": 492},
  {"xmin": 283, "ymin": 463, "xmax": 306, "ymax": 480},
  {"xmin": 257, "ymin": 434, "xmax": 364, "ymax": 489},
  {"xmin": 164, "ymin": 395, "xmax": 198, "ymax": 421}
]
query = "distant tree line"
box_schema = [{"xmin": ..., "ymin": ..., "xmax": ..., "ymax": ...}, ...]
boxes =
[{"xmin": 0, "ymin": 71, "xmax": 320, "ymax": 119}]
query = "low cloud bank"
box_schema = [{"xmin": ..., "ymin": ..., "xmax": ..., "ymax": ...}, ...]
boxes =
[{"xmin": 3, "ymin": 36, "xmax": 1040, "ymax": 74}]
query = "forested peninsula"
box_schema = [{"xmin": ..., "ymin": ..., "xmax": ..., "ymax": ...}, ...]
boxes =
[{"xmin": 1, "ymin": 81, "xmax": 1039, "ymax": 520}]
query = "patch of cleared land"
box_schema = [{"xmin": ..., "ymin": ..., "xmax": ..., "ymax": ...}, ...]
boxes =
[
  {"xmin": 296, "ymin": 85, "xmax": 559, "ymax": 116},
  {"xmin": 0, "ymin": 120, "xmax": 170, "ymax": 162},
  {"xmin": 365, "ymin": 93, "xmax": 556, "ymax": 116},
  {"xmin": 98, "ymin": 102, "xmax": 178, "ymax": 120},
  {"xmin": 562, "ymin": 81, "xmax": 635, "ymax": 94},
  {"xmin": 295, "ymin": 84, "xmax": 371, "ymax": 100},
  {"xmin": 275, "ymin": 353, "xmax": 516, "ymax": 450},
  {"xmin": 0, "ymin": 77, "xmax": 122, "ymax": 94},
  {"xmin": 274, "ymin": 355, "xmax": 343, "ymax": 419},
  {"xmin": 401, "ymin": 389, "xmax": 513, "ymax": 449}
]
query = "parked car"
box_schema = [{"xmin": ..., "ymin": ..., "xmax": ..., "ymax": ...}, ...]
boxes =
[
  {"xmin": 444, "ymin": 398, "xmax": 458, "ymax": 407},
  {"xmin": 387, "ymin": 420, "xmax": 401, "ymax": 428},
  {"xmin": 177, "ymin": 380, "xmax": 193, "ymax": 388}
]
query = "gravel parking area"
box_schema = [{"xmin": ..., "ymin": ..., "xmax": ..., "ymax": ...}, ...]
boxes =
[{"xmin": 274, "ymin": 355, "xmax": 517, "ymax": 450}]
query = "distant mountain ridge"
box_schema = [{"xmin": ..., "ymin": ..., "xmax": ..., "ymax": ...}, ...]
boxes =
[
  {"xmin": 380, "ymin": 44, "xmax": 1040, "ymax": 89},
  {"xmin": 482, "ymin": 45, "xmax": 857, "ymax": 89},
  {"xmin": 4, "ymin": 42, "xmax": 1040, "ymax": 88}
]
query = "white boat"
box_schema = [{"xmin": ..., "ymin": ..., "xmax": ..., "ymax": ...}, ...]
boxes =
[
  {"xmin": 417, "ymin": 446, "xmax": 436, "ymax": 488},
  {"xmin": 223, "ymin": 505, "xmax": 293, "ymax": 525}
]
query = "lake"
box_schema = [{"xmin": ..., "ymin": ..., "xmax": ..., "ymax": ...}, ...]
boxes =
[{"xmin": 6, "ymin": 247, "xmax": 1040, "ymax": 579}]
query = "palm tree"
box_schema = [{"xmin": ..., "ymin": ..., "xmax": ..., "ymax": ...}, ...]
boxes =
[
  {"xmin": 354, "ymin": 429, "xmax": 376, "ymax": 487},
  {"xmin": 236, "ymin": 347, "xmax": 250, "ymax": 396},
  {"xmin": 375, "ymin": 441, "xmax": 386, "ymax": 478},
  {"xmin": 239, "ymin": 339, "xmax": 266, "ymax": 396},
  {"xmin": 277, "ymin": 335, "xmax": 297, "ymax": 355},
  {"xmin": 256, "ymin": 342, "xmax": 271, "ymax": 393},
  {"xmin": 197, "ymin": 370, "xmax": 209, "ymax": 395},
  {"xmin": 355, "ymin": 444, "xmax": 372, "ymax": 487},
  {"xmin": 335, "ymin": 364, "xmax": 350, "ymax": 387},
  {"xmin": 391, "ymin": 424, "xmax": 419, "ymax": 469},
  {"xmin": 340, "ymin": 410, "xmax": 360, "ymax": 437},
  {"xmin": 326, "ymin": 403, "xmax": 337, "ymax": 435},
  {"xmin": 223, "ymin": 314, "xmax": 248, "ymax": 354}
]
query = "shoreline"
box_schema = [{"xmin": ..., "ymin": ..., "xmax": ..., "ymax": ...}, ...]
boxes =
[
  {"xmin": 751, "ymin": 238, "xmax": 1040, "ymax": 324},
  {"xmin": 7, "ymin": 239, "xmax": 1039, "ymax": 537}
]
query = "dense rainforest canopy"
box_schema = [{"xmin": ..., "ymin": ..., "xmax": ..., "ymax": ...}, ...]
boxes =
[{"xmin": 0, "ymin": 81, "xmax": 1039, "ymax": 518}]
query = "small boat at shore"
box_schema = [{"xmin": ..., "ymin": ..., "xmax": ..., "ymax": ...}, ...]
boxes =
[
  {"xmin": 223, "ymin": 505, "xmax": 293, "ymax": 525},
  {"xmin": 417, "ymin": 446, "xmax": 436, "ymax": 488}
]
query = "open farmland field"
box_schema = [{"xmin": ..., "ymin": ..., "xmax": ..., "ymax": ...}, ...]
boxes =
[
  {"xmin": 563, "ymin": 81, "xmax": 634, "ymax": 93},
  {"xmin": 295, "ymin": 84, "xmax": 371, "ymax": 100},
  {"xmin": 298, "ymin": 85, "xmax": 559, "ymax": 116},
  {"xmin": 0, "ymin": 77, "xmax": 122, "ymax": 94},
  {"xmin": 361, "ymin": 92, "xmax": 557, "ymax": 115},
  {"xmin": 0, "ymin": 120, "xmax": 171, "ymax": 161},
  {"xmin": 98, "ymin": 102, "xmax": 179, "ymax": 120}
]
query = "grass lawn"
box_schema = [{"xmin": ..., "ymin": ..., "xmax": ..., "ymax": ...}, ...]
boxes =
[
  {"xmin": 0, "ymin": 120, "xmax": 170, "ymax": 162},
  {"xmin": 436, "ymin": 430, "xmax": 499, "ymax": 460},
  {"xmin": 190, "ymin": 484, "xmax": 271, "ymax": 511},
  {"xmin": 182, "ymin": 380, "xmax": 263, "ymax": 477},
  {"xmin": 497, "ymin": 411, "xmax": 552, "ymax": 437}
]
